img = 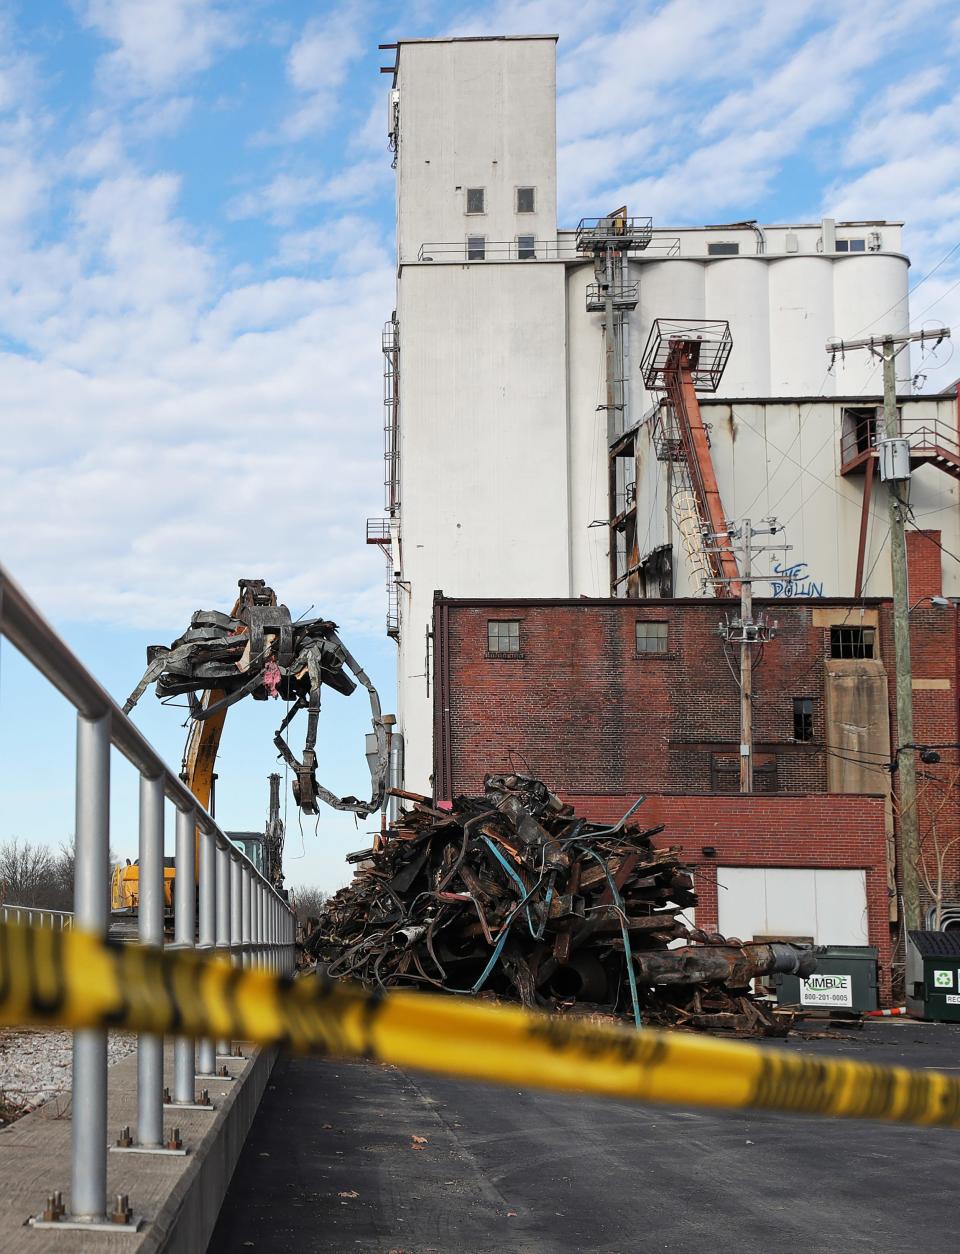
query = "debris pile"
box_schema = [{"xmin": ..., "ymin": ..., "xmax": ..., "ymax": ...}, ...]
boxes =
[{"xmin": 307, "ymin": 774, "xmax": 815, "ymax": 1035}]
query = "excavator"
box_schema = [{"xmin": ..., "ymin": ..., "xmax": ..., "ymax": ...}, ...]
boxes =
[{"xmin": 111, "ymin": 577, "xmax": 387, "ymax": 913}]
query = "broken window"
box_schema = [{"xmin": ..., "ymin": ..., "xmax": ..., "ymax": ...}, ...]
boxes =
[
  {"xmin": 516, "ymin": 186, "xmax": 535, "ymax": 213},
  {"xmin": 841, "ymin": 406, "xmax": 878, "ymax": 456},
  {"xmin": 793, "ymin": 697, "xmax": 814, "ymax": 742},
  {"xmin": 636, "ymin": 621, "xmax": 668, "ymax": 654},
  {"xmin": 639, "ymin": 545, "xmax": 674, "ymax": 597},
  {"xmin": 466, "ymin": 235, "xmax": 486, "ymax": 261},
  {"xmin": 830, "ymin": 626, "xmax": 875, "ymax": 659},
  {"xmin": 707, "ymin": 241, "xmax": 739, "ymax": 255},
  {"xmin": 487, "ymin": 620, "xmax": 520, "ymax": 653},
  {"xmin": 466, "ymin": 187, "xmax": 485, "ymax": 214},
  {"xmin": 517, "ymin": 234, "xmax": 536, "ymax": 259}
]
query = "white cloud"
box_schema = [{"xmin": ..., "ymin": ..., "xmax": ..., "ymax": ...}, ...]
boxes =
[
  {"xmin": 78, "ymin": 0, "xmax": 238, "ymax": 95},
  {"xmin": 0, "ymin": 145, "xmax": 393, "ymax": 633},
  {"xmin": 229, "ymin": 159, "xmax": 389, "ymax": 225},
  {"xmin": 276, "ymin": 5, "xmax": 366, "ymax": 141}
]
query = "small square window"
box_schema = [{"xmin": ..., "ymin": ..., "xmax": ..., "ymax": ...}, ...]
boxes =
[
  {"xmin": 830, "ymin": 626, "xmax": 875, "ymax": 659},
  {"xmin": 836, "ymin": 238, "xmax": 866, "ymax": 252},
  {"xmin": 516, "ymin": 186, "xmax": 535, "ymax": 213},
  {"xmin": 488, "ymin": 620, "xmax": 520, "ymax": 653},
  {"xmin": 707, "ymin": 241, "xmax": 739, "ymax": 256},
  {"xmin": 517, "ymin": 234, "xmax": 536, "ymax": 260},
  {"xmin": 466, "ymin": 235, "xmax": 486, "ymax": 261},
  {"xmin": 636, "ymin": 621, "xmax": 668, "ymax": 654},
  {"xmin": 793, "ymin": 697, "xmax": 814, "ymax": 742},
  {"xmin": 466, "ymin": 187, "xmax": 485, "ymax": 214}
]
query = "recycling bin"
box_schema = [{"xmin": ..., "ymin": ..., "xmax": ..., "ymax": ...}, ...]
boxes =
[{"xmin": 906, "ymin": 930, "xmax": 960, "ymax": 1022}]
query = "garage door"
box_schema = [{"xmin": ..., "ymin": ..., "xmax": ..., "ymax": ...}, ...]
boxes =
[{"xmin": 716, "ymin": 867, "xmax": 868, "ymax": 945}]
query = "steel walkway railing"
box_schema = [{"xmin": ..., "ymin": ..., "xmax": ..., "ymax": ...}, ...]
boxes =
[
  {"xmin": 0, "ymin": 563, "xmax": 296, "ymax": 1230},
  {"xmin": 0, "ymin": 904, "xmax": 73, "ymax": 929}
]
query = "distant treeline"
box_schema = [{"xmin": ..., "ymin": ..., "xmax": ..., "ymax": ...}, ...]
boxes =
[{"xmin": 0, "ymin": 838, "xmax": 77, "ymax": 912}]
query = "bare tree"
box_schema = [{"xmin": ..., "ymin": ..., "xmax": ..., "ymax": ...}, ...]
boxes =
[
  {"xmin": 290, "ymin": 885, "xmax": 328, "ymax": 926},
  {"xmin": 0, "ymin": 839, "xmax": 57, "ymax": 908},
  {"xmin": 913, "ymin": 766, "xmax": 960, "ymax": 930}
]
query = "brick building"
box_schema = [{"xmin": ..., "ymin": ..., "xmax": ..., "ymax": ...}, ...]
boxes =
[{"xmin": 431, "ymin": 540, "xmax": 960, "ymax": 998}]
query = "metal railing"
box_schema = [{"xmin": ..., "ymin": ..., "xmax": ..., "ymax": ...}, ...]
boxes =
[
  {"xmin": 415, "ymin": 235, "xmax": 681, "ymax": 263},
  {"xmin": 840, "ymin": 412, "xmax": 960, "ymax": 472},
  {"xmin": 0, "ymin": 904, "xmax": 73, "ymax": 929},
  {"xmin": 0, "ymin": 562, "xmax": 295, "ymax": 1231}
]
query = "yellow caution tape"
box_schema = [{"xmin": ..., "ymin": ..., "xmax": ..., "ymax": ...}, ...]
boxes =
[{"xmin": 1, "ymin": 920, "xmax": 958, "ymax": 1129}]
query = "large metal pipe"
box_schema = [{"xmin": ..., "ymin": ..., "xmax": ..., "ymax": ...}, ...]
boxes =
[
  {"xmin": 172, "ymin": 807, "xmax": 196, "ymax": 1103},
  {"xmin": 136, "ymin": 772, "xmax": 165, "ymax": 1148},
  {"xmin": 71, "ymin": 712, "xmax": 111, "ymax": 1220},
  {"xmin": 632, "ymin": 942, "xmax": 818, "ymax": 988}
]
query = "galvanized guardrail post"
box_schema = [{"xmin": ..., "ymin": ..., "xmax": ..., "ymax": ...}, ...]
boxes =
[
  {"xmin": 136, "ymin": 772, "xmax": 165, "ymax": 1148},
  {"xmin": 252, "ymin": 878, "xmax": 261, "ymax": 968},
  {"xmin": 197, "ymin": 823, "xmax": 217, "ymax": 1077},
  {"xmin": 171, "ymin": 806, "xmax": 196, "ymax": 1104},
  {"xmin": 241, "ymin": 864, "xmax": 252, "ymax": 969},
  {"xmin": 215, "ymin": 839, "xmax": 231, "ymax": 1056},
  {"xmin": 71, "ymin": 711, "xmax": 111, "ymax": 1222}
]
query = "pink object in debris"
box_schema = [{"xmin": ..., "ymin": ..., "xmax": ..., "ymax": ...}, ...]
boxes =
[
  {"xmin": 262, "ymin": 659, "xmax": 282, "ymax": 698},
  {"xmin": 436, "ymin": 799, "xmax": 453, "ymax": 811}
]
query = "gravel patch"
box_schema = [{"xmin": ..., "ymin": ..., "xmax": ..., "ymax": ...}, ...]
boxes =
[{"xmin": 0, "ymin": 1028, "xmax": 136, "ymax": 1123}]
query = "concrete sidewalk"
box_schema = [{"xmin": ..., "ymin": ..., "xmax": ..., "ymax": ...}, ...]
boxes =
[{"xmin": 0, "ymin": 1039, "xmax": 273, "ymax": 1253}]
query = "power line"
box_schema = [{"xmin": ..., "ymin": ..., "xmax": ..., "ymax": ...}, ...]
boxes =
[
  {"xmin": 849, "ymin": 241, "xmax": 960, "ymax": 340},
  {"xmin": 905, "ymin": 509, "xmax": 960, "ymax": 569}
]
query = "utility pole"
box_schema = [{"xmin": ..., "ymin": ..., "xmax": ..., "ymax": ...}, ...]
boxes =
[
  {"xmin": 712, "ymin": 518, "xmax": 789, "ymax": 792},
  {"xmin": 826, "ymin": 327, "xmax": 950, "ymax": 931},
  {"xmin": 739, "ymin": 520, "xmax": 754, "ymax": 793}
]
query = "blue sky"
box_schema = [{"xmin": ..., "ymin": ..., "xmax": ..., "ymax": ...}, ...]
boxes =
[{"xmin": 1, "ymin": 0, "xmax": 958, "ymax": 894}]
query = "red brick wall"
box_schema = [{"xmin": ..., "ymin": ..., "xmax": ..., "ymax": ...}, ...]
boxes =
[
  {"xmin": 435, "ymin": 599, "xmax": 836, "ymax": 798},
  {"xmin": 905, "ymin": 530, "xmax": 943, "ymax": 601},
  {"xmin": 433, "ymin": 594, "xmax": 960, "ymax": 961},
  {"xmin": 563, "ymin": 792, "xmax": 892, "ymax": 1002}
]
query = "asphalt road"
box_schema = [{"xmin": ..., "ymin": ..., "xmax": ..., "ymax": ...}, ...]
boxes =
[{"xmin": 207, "ymin": 1021, "xmax": 960, "ymax": 1254}]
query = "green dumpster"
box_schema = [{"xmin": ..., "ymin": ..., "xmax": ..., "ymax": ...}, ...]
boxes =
[
  {"xmin": 906, "ymin": 931, "xmax": 960, "ymax": 1022},
  {"xmin": 775, "ymin": 944, "xmax": 878, "ymax": 1014}
]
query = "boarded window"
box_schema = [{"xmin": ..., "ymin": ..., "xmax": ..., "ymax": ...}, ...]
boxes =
[
  {"xmin": 516, "ymin": 186, "xmax": 535, "ymax": 213},
  {"xmin": 711, "ymin": 752, "xmax": 778, "ymax": 792},
  {"xmin": 487, "ymin": 620, "xmax": 520, "ymax": 653},
  {"xmin": 466, "ymin": 187, "xmax": 485, "ymax": 214},
  {"xmin": 707, "ymin": 241, "xmax": 739, "ymax": 255},
  {"xmin": 466, "ymin": 236, "xmax": 486, "ymax": 261},
  {"xmin": 636, "ymin": 622, "xmax": 668, "ymax": 654},
  {"xmin": 830, "ymin": 626, "xmax": 875, "ymax": 659},
  {"xmin": 793, "ymin": 697, "xmax": 814, "ymax": 741}
]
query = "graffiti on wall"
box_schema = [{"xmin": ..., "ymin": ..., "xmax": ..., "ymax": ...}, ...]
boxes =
[{"xmin": 769, "ymin": 561, "xmax": 824, "ymax": 598}]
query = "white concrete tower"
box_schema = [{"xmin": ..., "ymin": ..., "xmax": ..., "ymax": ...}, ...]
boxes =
[{"xmin": 377, "ymin": 35, "xmax": 914, "ymax": 794}]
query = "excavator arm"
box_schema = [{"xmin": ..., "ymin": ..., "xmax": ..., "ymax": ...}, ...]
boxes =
[{"xmin": 124, "ymin": 577, "xmax": 388, "ymax": 819}]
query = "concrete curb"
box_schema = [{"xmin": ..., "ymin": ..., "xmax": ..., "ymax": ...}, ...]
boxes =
[{"xmin": 142, "ymin": 1046, "xmax": 277, "ymax": 1254}]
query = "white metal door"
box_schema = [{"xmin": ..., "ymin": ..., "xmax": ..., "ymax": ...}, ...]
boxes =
[{"xmin": 716, "ymin": 867, "xmax": 868, "ymax": 945}]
